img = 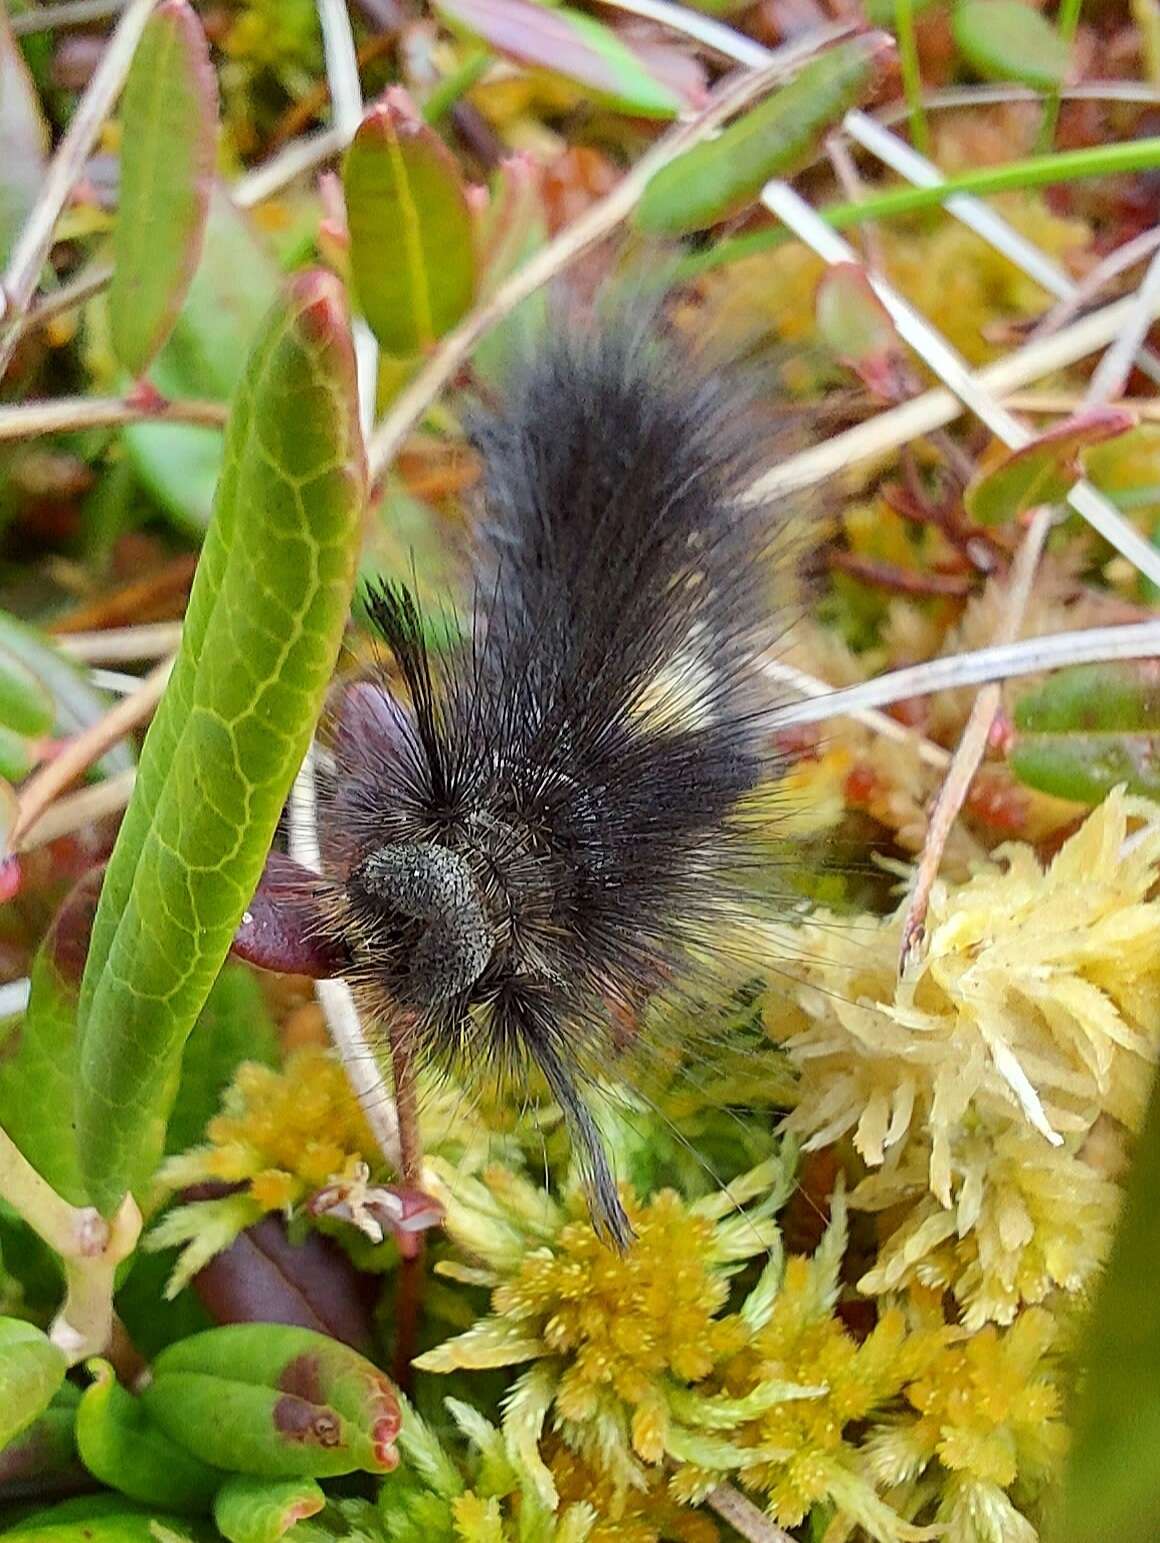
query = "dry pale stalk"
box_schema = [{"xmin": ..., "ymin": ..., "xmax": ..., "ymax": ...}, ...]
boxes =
[{"xmin": 9, "ymin": 656, "xmax": 173, "ymax": 853}]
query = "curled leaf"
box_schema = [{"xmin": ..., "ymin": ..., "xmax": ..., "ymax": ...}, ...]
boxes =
[
  {"xmin": 213, "ymin": 1474, "xmax": 324, "ymax": 1543},
  {"xmin": 76, "ymin": 1359, "xmax": 223, "ymax": 1512},
  {"xmin": 141, "ymin": 1324, "xmax": 401, "ymax": 1478}
]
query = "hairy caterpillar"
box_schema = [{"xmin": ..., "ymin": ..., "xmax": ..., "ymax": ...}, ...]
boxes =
[{"xmin": 243, "ymin": 311, "xmax": 798, "ymax": 1248}]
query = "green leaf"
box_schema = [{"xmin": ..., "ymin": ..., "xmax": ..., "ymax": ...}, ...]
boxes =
[
  {"xmin": 123, "ymin": 190, "xmax": 281, "ymax": 535},
  {"xmin": 0, "ymin": 9, "xmax": 48, "ymax": 266},
  {"xmin": 952, "ymin": 0, "xmax": 1072, "ymax": 89},
  {"xmin": 964, "ymin": 407, "xmax": 1136, "ymax": 524},
  {"xmin": 141, "ymin": 1324, "xmax": 402, "ymax": 1479},
  {"xmin": 3, "ymin": 1496, "xmax": 195, "ymax": 1542},
  {"xmin": 76, "ymin": 1358, "xmax": 223, "ymax": 1511},
  {"xmin": 0, "ymin": 608, "xmax": 135, "ymax": 778},
  {"xmin": 75, "ymin": 270, "xmax": 365, "ymax": 1215},
  {"xmin": 635, "ymin": 38, "xmax": 883, "ymax": 235},
  {"xmin": 1057, "ymin": 1053, "xmax": 1160, "ymax": 1542},
  {"xmin": 0, "ymin": 645, "xmax": 54, "ymax": 739},
  {"xmin": 432, "ymin": 0, "xmax": 683, "ymax": 118},
  {"xmin": 815, "ymin": 262, "xmax": 912, "ymax": 402},
  {"xmin": 0, "ymin": 1318, "xmax": 68, "ymax": 1449},
  {"xmin": 213, "ymin": 1474, "xmax": 325, "ymax": 1543},
  {"xmin": 0, "ymin": 870, "xmax": 103, "ymax": 1205},
  {"xmin": 345, "ymin": 92, "xmax": 477, "ymax": 358},
  {"xmin": 109, "ymin": 0, "xmax": 218, "ymax": 377},
  {"xmin": 165, "ymin": 962, "xmax": 277, "ymax": 1155},
  {"xmin": 1010, "ymin": 662, "xmax": 1160, "ymax": 804}
]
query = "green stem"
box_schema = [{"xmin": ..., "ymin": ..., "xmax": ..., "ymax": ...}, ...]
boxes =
[
  {"xmin": 678, "ymin": 136, "xmax": 1160, "ymax": 278},
  {"xmin": 0, "ymin": 1124, "xmax": 83, "ymax": 1257},
  {"xmin": 1037, "ymin": 0, "xmax": 1084, "ymax": 149},
  {"xmin": 894, "ymin": 0, "xmax": 929, "ymax": 154},
  {"xmin": 0, "ymin": 1122, "xmax": 141, "ymax": 1364},
  {"xmin": 423, "ymin": 47, "xmax": 492, "ymax": 125}
]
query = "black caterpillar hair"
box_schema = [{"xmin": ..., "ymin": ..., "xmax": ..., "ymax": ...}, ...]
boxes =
[{"xmin": 318, "ymin": 313, "xmax": 793, "ymax": 1248}]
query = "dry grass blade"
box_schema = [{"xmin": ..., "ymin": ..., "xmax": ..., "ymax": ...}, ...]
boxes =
[
  {"xmin": 766, "ymin": 619, "xmax": 1160, "ymax": 729},
  {"xmin": 760, "ymin": 181, "xmax": 1160, "ymax": 588},
  {"xmin": 16, "ymin": 768, "xmax": 137, "ymax": 854},
  {"xmin": 0, "ymin": 396, "xmax": 228, "ymax": 442},
  {"xmin": 8, "ymin": 656, "xmax": 173, "ymax": 854},
  {"xmin": 753, "ymin": 291, "xmax": 1158, "ymax": 497},
  {"xmin": 56, "ymin": 622, "xmax": 184, "ymax": 664},
  {"xmin": 705, "ymin": 1484, "xmax": 795, "ymax": 1542}
]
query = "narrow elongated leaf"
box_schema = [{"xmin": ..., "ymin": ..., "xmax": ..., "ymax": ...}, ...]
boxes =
[
  {"xmin": 953, "ymin": 0, "xmax": 1072, "ymax": 89},
  {"xmin": 1010, "ymin": 662, "xmax": 1160, "ymax": 804},
  {"xmin": 0, "ymin": 9, "xmax": 48, "ymax": 266},
  {"xmin": 433, "ymin": 0, "xmax": 683, "ymax": 117},
  {"xmin": 109, "ymin": 1, "xmax": 218, "ymax": 377},
  {"xmin": 1058, "ymin": 1060, "xmax": 1160, "ymax": 1542},
  {"xmin": 76, "ymin": 1359, "xmax": 223, "ymax": 1511},
  {"xmin": 635, "ymin": 38, "xmax": 885, "ymax": 235},
  {"xmin": 964, "ymin": 407, "xmax": 1135, "ymax": 524},
  {"xmin": 213, "ymin": 1475, "xmax": 324, "ymax": 1543},
  {"xmin": 0, "ymin": 1319, "xmax": 68, "ymax": 1449},
  {"xmin": 76, "ymin": 271, "xmax": 365, "ymax": 1215},
  {"xmin": 124, "ymin": 190, "xmax": 280, "ymax": 534},
  {"xmin": 345, "ymin": 92, "xmax": 477, "ymax": 358},
  {"xmin": 0, "ymin": 870, "xmax": 103, "ymax": 1205},
  {"xmin": 141, "ymin": 1324, "xmax": 401, "ymax": 1478}
]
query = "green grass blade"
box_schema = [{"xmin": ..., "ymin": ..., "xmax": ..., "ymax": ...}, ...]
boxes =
[{"xmin": 75, "ymin": 270, "xmax": 366, "ymax": 1215}]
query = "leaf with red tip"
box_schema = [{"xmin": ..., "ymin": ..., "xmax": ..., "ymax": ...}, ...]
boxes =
[
  {"xmin": 965, "ymin": 408, "xmax": 1136, "ymax": 525},
  {"xmin": 110, "ymin": 0, "xmax": 218, "ymax": 376},
  {"xmin": 816, "ymin": 263, "xmax": 914, "ymax": 403},
  {"xmin": 192, "ymin": 1214, "xmax": 377, "ymax": 1352},
  {"xmin": 433, "ymin": 0, "xmax": 684, "ymax": 117},
  {"xmin": 141, "ymin": 1324, "xmax": 401, "ymax": 1478},
  {"xmin": 345, "ymin": 91, "xmax": 477, "ymax": 358},
  {"xmin": 214, "ymin": 1475, "xmax": 325, "ymax": 1543},
  {"xmin": 232, "ymin": 853, "xmax": 348, "ymax": 979}
]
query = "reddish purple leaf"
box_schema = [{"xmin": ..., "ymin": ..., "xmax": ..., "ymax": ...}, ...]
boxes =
[{"xmin": 193, "ymin": 1214, "xmax": 377, "ymax": 1353}]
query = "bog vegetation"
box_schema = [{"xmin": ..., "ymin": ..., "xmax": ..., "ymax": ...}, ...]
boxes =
[{"xmin": 0, "ymin": 0, "xmax": 1158, "ymax": 1541}]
